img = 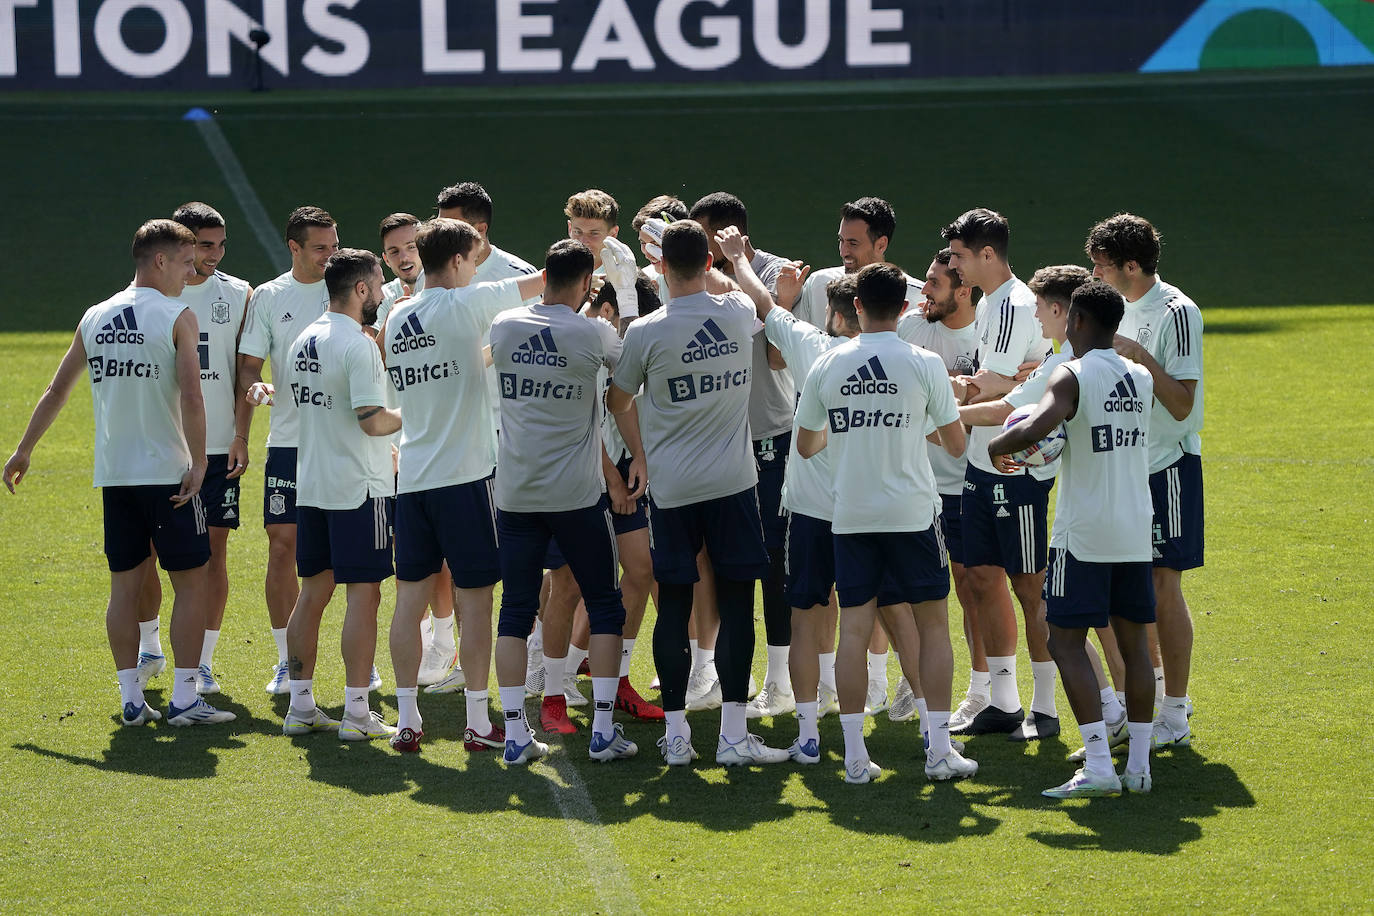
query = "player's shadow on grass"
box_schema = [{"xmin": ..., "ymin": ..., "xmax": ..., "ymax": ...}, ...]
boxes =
[{"xmin": 14, "ymin": 717, "xmax": 248, "ymax": 781}]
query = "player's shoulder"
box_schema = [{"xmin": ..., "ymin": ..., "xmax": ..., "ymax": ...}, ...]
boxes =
[
  {"xmin": 254, "ymin": 271, "xmax": 293, "ymax": 295},
  {"xmin": 488, "ymin": 245, "xmax": 539, "ymax": 276},
  {"xmin": 1007, "ymin": 277, "xmax": 1037, "ymax": 308},
  {"xmin": 1157, "ymin": 280, "xmax": 1201, "ymax": 317},
  {"xmin": 212, "ymin": 270, "xmax": 251, "ymax": 294},
  {"xmin": 806, "ymin": 265, "xmax": 846, "ymax": 288}
]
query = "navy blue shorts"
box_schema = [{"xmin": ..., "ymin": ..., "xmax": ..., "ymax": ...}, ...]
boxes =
[
  {"xmin": 646, "ymin": 488, "xmax": 770, "ymax": 585},
  {"xmin": 1044, "ymin": 546, "xmax": 1156, "ymax": 629},
  {"xmin": 834, "ymin": 526, "xmax": 950, "ymax": 609},
  {"xmin": 102, "ymin": 485, "xmax": 210, "ymax": 573},
  {"xmin": 394, "ymin": 477, "xmax": 500, "ymax": 587},
  {"xmin": 785, "ymin": 511, "xmax": 835, "ymax": 610},
  {"xmin": 754, "ymin": 432, "xmax": 790, "ymax": 551},
  {"xmin": 939, "ymin": 492, "xmax": 964, "ymax": 567},
  {"xmin": 1149, "ymin": 453, "xmax": 1204, "ymax": 571},
  {"xmin": 201, "ymin": 453, "xmax": 241, "ymax": 529},
  {"xmin": 961, "ymin": 464, "xmax": 1051, "ymax": 574},
  {"xmin": 262, "ymin": 446, "xmax": 298, "ymax": 526},
  {"xmin": 296, "ymin": 496, "xmax": 394, "ymax": 583},
  {"xmin": 497, "ymin": 496, "xmax": 624, "ymax": 639},
  {"xmin": 611, "ymin": 453, "xmax": 649, "ymax": 536}
]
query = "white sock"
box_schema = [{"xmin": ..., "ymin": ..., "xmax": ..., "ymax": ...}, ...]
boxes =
[
  {"xmin": 396, "ymin": 686, "xmax": 421, "ymax": 731},
  {"xmin": 591, "ymin": 676, "xmax": 617, "ymax": 738},
  {"xmin": 1153, "ymin": 665, "xmax": 1165, "ymax": 703},
  {"xmin": 969, "ymin": 668, "xmax": 991, "ymax": 701},
  {"xmin": 1114, "ymin": 689, "xmax": 1126, "ymax": 708},
  {"xmin": 1079, "ymin": 719, "xmax": 1112, "ymax": 777},
  {"xmin": 117, "ymin": 668, "xmax": 143, "ymax": 707},
  {"xmin": 796, "ymin": 701, "xmax": 819, "ymax": 744},
  {"xmin": 1162, "ymin": 695, "xmax": 1189, "ymax": 731},
  {"xmin": 344, "ymin": 688, "xmax": 369, "ymax": 722},
  {"xmin": 839, "ymin": 711, "xmax": 868, "ymax": 765},
  {"xmin": 688, "ymin": 638, "xmax": 700, "ymax": 671},
  {"xmin": 819, "ymin": 652, "xmax": 837, "ymax": 692},
  {"xmin": 200, "ymin": 629, "xmax": 220, "ymax": 669},
  {"xmin": 271, "ymin": 627, "xmax": 289, "ymax": 664},
  {"xmin": 1101, "ymin": 686, "xmax": 1126, "ymax": 723},
  {"xmin": 543, "ymin": 655, "xmax": 566, "ymax": 698},
  {"xmin": 1030, "ymin": 660, "xmax": 1057, "ymax": 716},
  {"xmin": 619, "ymin": 638, "xmax": 636, "ymax": 678},
  {"xmin": 421, "ymin": 615, "xmax": 434, "ymax": 650},
  {"xmin": 665, "ymin": 709, "xmax": 689, "ymax": 742},
  {"xmin": 171, "ymin": 668, "xmax": 198, "ymax": 709},
  {"xmin": 916, "ymin": 697, "xmax": 930, "ymax": 736},
  {"xmin": 926, "ymin": 710, "xmax": 952, "ymax": 760},
  {"xmin": 987, "ymin": 655, "xmax": 1020, "ymax": 712},
  {"xmin": 720, "ymin": 701, "xmax": 747, "ymax": 741},
  {"xmin": 763, "ymin": 644, "xmax": 791, "ymax": 691},
  {"xmin": 693, "ymin": 644, "xmax": 714, "ymax": 674},
  {"xmin": 137, "ymin": 619, "xmax": 161, "ymax": 655},
  {"xmin": 1126, "ymin": 720, "xmax": 1152, "ymax": 774},
  {"xmin": 499, "ymin": 685, "xmax": 532, "ymax": 743},
  {"xmin": 867, "ymin": 650, "xmax": 888, "ymax": 685},
  {"xmin": 288, "ymin": 678, "xmax": 314, "ymax": 714},
  {"xmin": 567, "ymin": 645, "xmax": 589, "ymax": 676},
  {"xmin": 466, "ymin": 688, "xmax": 491, "ymax": 733},
  {"xmin": 433, "ymin": 614, "xmax": 456, "ymax": 653}
]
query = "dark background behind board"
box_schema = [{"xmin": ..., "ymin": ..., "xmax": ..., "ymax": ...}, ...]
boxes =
[{"xmin": 4, "ymin": 70, "xmax": 1373, "ymax": 331}]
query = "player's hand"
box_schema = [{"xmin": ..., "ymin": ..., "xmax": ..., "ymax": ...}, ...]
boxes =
[
  {"xmin": 391, "ymin": 443, "xmax": 399, "ymax": 476},
  {"xmin": 3, "ymin": 451, "xmax": 30, "ymax": 493},
  {"xmin": 624, "ymin": 453, "xmax": 648, "ymax": 501},
  {"xmin": 1014, "ymin": 359, "xmax": 1040, "ymax": 382},
  {"xmin": 172, "ymin": 462, "xmax": 206, "ymax": 508},
  {"xmin": 953, "ymin": 375, "xmax": 977, "ymax": 404},
  {"xmin": 247, "ymin": 381, "xmax": 274, "ymax": 407},
  {"xmin": 226, "ymin": 436, "xmax": 250, "ymax": 479},
  {"xmin": 600, "ymin": 237, "xmax": 640, "ymax": 317},
  {"xmin": 1113, "ymin": 333, "xmax": 1146, "ymax": 363},
  {"xmin": 776, "ymin": 261, "xmax": 809, "ymax": 311},
  {"xmin": 990, "ymin": 451, "xmax": 1024, "ymax": 474},
  {"xmin": 606, "ymin": 471, "xmax": 634, "ymax": 515},
  {"xmin": 714, "ymin": 226, "xmax": 749, "ymax": 262}
]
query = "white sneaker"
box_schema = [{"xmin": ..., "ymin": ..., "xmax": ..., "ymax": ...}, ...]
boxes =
[
  {"xmin": 367, "ymin": 667, "xmax": 383, "ymax": 692},
  {"xmin": 1122, "ymin": 768, "xmax": 1152, "ymax": 793},
  {"xmin": 339, "ymin": 710, "xmax": 396, "ymax": 741},
  {"xmin": 787, "ymin": 737, "xmax": 820, "ymax": 764},
  {"xmin": 949, "ymin": 693, "xmax": 989, "ymax": 733},
  {"xmin": 1152, "ymin": 715, "xmax": 1191, "ymax": 749},
  {"xmin": 416, "ymin": 643, "xmax": 457, "ymax": 686},
  {"xmin": 283, "ymin": 705, "xmax": 340, "ymax": 735},
  {"xmin": 888, "ymin": 677, "xmax": 917, "ymax": 722},
  {"xmin": 657, "ymin": 734, "xmax": 698, "ymax": 766},
  {"xmin": 504, "ymin": 736, "xmax": 549, "ymax": 766},
  {"xmin": 195, "ymin": 664, "xmax": 221, "ymax": 696},
  {"xmin": 589, "ymin": 723, "xmax": 638, "ymax": 762},
  {"xmin": 685, "ymin": 669, "xmax": 722, "ymax": 712},
  {"xmin": 745, "ymin": 681, "xmax": 795, "ymax": 719},
  {"xmin": 844, "ymin": 758, "xmax": 882, "ymax": 784},
  {"xmin": 925, "ymin": 748, "xmax": 979, "ymax": 781},
  {"xmin": 135, "ymin": 651, "xmax": 166, "ymax": 688},
  {"xmin": 423, "ymin": 665, "xmax": 466, "ymax": 694},
  {"xmin": 1042, "ymin": 767, "xmax": 1122, "ymax": 798},
  {"xmin": 864, "ymin": 676, "xmax": 890, "ymax": 716},
  {"xmin": 563, "ymin": 673, "xmax": 588, "ymax": 707},
  {"xmin": 716, "ymin": 733, "xmax": 789, "ymax": 766},
  {"xmin": 817, "ymin": 683, "xmax": 840, "ymax": 718},
  {"xmin": 524, "ymin": 662, "xmax": 545, "ymax": 698},
  {"xmin": 264, "ymin": 660, "xmax": 290, "ymax": 695},
  {"xmin": 166, "ymin": 698, "xmax": 236, "ymax": 727},
  {"xmin": 121, "ymin": 701, "xmax": 162, "ymax": 726}
]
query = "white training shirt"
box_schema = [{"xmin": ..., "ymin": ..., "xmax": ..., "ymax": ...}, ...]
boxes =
[
  {"xmin": 1051, "ymin": 348, "xmax": 1155, "ymax": 562},
  {"xmin": 999, "ymin": 340, "xmax": 1076, "ymax": 482},
  {"xmin": 747, "ymin": 249, "xmax": 796, "ymax": 440},
  {"xmin": 613, "ymin": 290, "xmax": 758, "ymax": 509},
  {"xmin": 795, "ymin": 331, "xmax": 958, "ymax": 535},
  {"xmin": 1116, "ymin": 277, "xmax": 1204, "ymax": 473},
  {"xmin": 238, "ymin": 271, "xmax": 330, "ymax": 449},
  {"xmin": 763, "ymin": 307, "xmax": 846, "ymax": 522},
  {"xmin": 385, "ymin": 277, "xmax": 525, "ymax": 495},
  {"xmin": 288, "ymin": 312, "xmax": 393, "ymax": 510},
  {"xmin": 491, "ymin": 305, "xmax": 622, "ymax": 513},
  {"xmin": 898, "ymin": 302, "xmax": 983, "ymax": 496},
  {"xmin": 474, "ymin": 244, "xmax": 540, "ymax": 433},
  {"xmin": 966, "ymin": 276, "xmax": 1054, "ymax": 478},
  {"xmin": 372, "ymin": 270, "xmax": 425, "ymax": 334},
  {"xmin": 176, "ymin": 271, "xmax": 250, "ymax": 455},
  {"xmin": 793, "ymin": 265, "xmax": 924, "ymax": 332},
  {"xmin": 79, "ymin": 287, "xmax": 193, "ymax": 487}
]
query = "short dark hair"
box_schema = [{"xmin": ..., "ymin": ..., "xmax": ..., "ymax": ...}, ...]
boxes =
[
  {"xmin": 171, "ymin": 202, "xmax": 224, "ymax": 234},
  {"xmin": 1028, "ymin": 264, "xmax": 1091, "ymax": 309},
  {"xmin": 415, "ymin": 217, "xmax": 480, "ymax": 273},
  {"xmin": 933, "ymin": 247, "xmax": 964, "ymax": 286},
  {"xmin": 544, "ymin": 239, "xmax": 595, "ymax": 288},
  {"xmin": 661, "ymin": 220, "xmax": 710, "ymax": 279},
  {"xmin": 854, "ymin": 262, "xmax": 908, "ymax": 321},
  {"xmin": 436, "ymin": 182, "xmax": 493, "ymax": 225},
  {"xmin": 688, "ymin": 192, "xmax": 748, "ymax": 235},
  {"xmin": 1085, "ymin": 213, "xmax": 1161, "ymax": 276},
  {"xmin": 379, "ymin": 212, "xmax": 420, "ymax": 245},
  {"xmin": 324, "ymin": 248, "xmax": 380, "ymax": 303},
  {"xmin": 632, "ymin": 195, "xmax": 688, "ymax": 231},
  {"xmin": 133, "ymin": 219, "xmax": 196, "ymax": 262},
  {"xmin": 825, "ymin": 275, "xmax": 859, "ymax": 329},
  {"xmin": 1069, "ymin": 278, "xmax": 1125, "ymax": 333},
  {"xmin": 593, "ymin": 274, "xmax": 663, "ymax": 318},
  {"xmin": 841, "ymin": 197, "xmax": 896, "ymax": 244},
  {"xmin": 940, "ymin": 207, "xmax": 1009, "ymax": 260},
  {"xmin": 285, "ymin": 206, "xmax": 335, "ymax": 246}
]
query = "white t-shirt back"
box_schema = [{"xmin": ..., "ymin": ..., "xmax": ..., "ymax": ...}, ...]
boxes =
[{"xmin": 238, "ymin": 272, "xmax": 330, "ymax": 449}]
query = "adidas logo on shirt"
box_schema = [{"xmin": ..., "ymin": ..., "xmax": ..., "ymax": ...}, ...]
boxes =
[
  {"xmin": 293, "ymin": 336, "xmax": 321, "ymax": 373},
  {"xmin": 681, "ymin": 318, "xmax": 738, "ymax": 364},
  {"xmin": 1103, "ymin": 373, "xmax": 1144, "ymax": 413},
  {"xmin": 840, "ymin": 356, "xmax": 897, "ymax": 395},
  {"xmin": 390, "ymin": 313, "xmax": 437, "ymax": 354},
  {"xmin": 512, "ymin": 327, "xmax": 568, "ymax": 367},
  {"xmin": 95, "ymin": 306, "xmax": 144, "ymax": 345},
  {"xmin": 279, "ymin": 311, "xmax": 294, "ymax": 323}
]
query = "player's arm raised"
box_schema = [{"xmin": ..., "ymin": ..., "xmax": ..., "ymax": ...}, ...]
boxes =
[
  {"xmin": 715, "ymin": 227, "xmax": 772, "ymax": 315},
  {"xmin": 3, "ymin": 328, "xmax": 89, "ymax": 493},
  {"xmin": 172, "ymin": 308, "xmax": 208, "ymax": 507},
  {"xmin": 987, "ymin": 365, "xmax": 1078, "ymax": 473}
]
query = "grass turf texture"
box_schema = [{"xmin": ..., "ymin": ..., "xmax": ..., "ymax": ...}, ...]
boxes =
[{"xmin": 2, "ymin": 72, "xmax": 1373, "ymax": 911}]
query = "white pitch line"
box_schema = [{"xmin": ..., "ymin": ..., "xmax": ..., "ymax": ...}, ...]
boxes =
[
  {"xmin": 540, "ymin": 751, "xmax": 644, "ymax": 915},
  {"xmin": 190, "ymin": 114, "xmax": 289, "ymax": 275}
]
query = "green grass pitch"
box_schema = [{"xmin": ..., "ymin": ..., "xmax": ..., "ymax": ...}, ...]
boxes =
[{"xmin": 1, "ymin": 71, "xmax": 1372, "ymax": 912}]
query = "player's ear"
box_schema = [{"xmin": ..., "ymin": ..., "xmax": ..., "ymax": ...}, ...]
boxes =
[
  {"xmin": 875, "ymin": 236, "xmax": 889, "ymax": 258},
  {"xmin": 609, "ymin": 225, "xmax": 619, "ymax": 238}
]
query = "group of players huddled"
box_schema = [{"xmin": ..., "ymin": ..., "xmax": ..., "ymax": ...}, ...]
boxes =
[{"xmin": 4, "ymin": 182, "xmax": 1204, "ymax": 798}]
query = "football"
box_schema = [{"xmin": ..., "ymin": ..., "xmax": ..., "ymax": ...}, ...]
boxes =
[{"xmin": 1001, "ymin": 405, "xmax": 1066, "ymax": 466}]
